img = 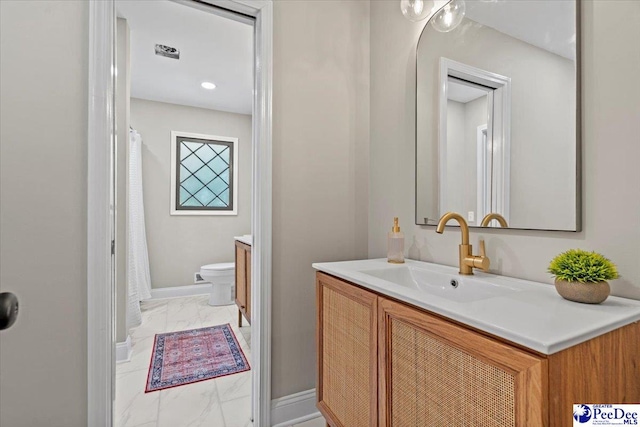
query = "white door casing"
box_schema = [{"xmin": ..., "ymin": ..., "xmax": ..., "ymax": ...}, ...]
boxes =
[{"xmin": 438, "ymin": 57, "xmax": 511, "ymax": 224}]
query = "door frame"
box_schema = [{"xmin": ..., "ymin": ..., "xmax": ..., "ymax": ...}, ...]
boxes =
[
  {"xmin": 87, "ymin": 0, "xmax": 273, "ymax": 425},
  {"xmin": 476, "ymin": 124, "xmax": 489, "ymax": 223},
  {"xmin": 438, "ymin": 57, "xmax": 511, "ymax": 223}
]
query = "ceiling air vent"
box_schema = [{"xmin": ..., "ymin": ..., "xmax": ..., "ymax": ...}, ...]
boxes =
[{"xmin": 155, "ymin": 44, "xmax": 180, "ymax": 60}]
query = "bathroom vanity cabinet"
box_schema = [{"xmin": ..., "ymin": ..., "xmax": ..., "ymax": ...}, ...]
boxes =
[
  {"xmin": 316, "ymin": 272, "xmax": 640, "ymax": 427},
  {"xmin": 235, "ymin": 240, "xmax": 251, "ymax": 326}
]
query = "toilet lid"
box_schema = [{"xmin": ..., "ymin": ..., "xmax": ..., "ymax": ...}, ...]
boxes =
[{"xmin": 201, "ymin": 262, "xmax": 235, "ymax": 272}]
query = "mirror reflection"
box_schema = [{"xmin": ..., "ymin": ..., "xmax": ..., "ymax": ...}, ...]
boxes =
[{"xmin": 416, "ymin": 0, "xmax": 579, "ymax": 231}]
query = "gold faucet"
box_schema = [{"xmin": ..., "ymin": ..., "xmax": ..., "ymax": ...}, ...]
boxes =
[
  {"xmin": 436, "ymin": 212, "xmax": 490, "ymax": 275},
  {"xmin": 480, "ymin": 213, "xmax": 508, "ymax": 228}
]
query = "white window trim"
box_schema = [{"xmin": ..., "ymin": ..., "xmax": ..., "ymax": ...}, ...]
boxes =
[{"xmin": 170, "ymin": 131, "xmax": 239, "ymax": 216}]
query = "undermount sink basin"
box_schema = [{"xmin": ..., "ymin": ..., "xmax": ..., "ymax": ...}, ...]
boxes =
[{"xmin": 360, "ymin": 265, "xmax": 521, "ymax": 303}]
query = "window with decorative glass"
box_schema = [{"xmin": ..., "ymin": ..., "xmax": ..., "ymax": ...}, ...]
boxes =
[{"xmin": 170, "ymin": 131, "xmax": 238, "ymax": 215}]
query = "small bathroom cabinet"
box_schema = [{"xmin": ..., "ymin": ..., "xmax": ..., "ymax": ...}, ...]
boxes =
[
  {"xmin": 235, "ymin": 240, "xmax": 252, "ymax": 326},
  {"xmin": 316, "ymin": 272, "xmax": 640, "ymax": 427}
]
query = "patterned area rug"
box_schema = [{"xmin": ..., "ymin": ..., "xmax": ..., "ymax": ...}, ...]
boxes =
[{"xmin": 145, "ymin": 324, "xmax": 250, "ymax": 393}]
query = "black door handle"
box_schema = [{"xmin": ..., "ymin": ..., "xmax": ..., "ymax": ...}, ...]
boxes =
[{"xmin": 0, "ymin": 292, "xmax": 19, "ymax": 331}]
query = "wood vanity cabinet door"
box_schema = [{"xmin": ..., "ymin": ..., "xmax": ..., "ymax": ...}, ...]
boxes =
[
  {"xmin": 378, "ymin": 298, "xmax": 548, "ymax": 427},
  {"xmin": 235, "ymin": 243, "xmax": 247, "ymax": 315},
  {"xmin": 246, "ymin": 249, "xmax": 251, "ymax": 321},
  {"xmin": 317, "ymin": 273, "xmax": 378, "ymax": 427}
]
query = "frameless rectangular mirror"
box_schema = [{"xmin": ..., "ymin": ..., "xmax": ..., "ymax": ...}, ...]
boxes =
[{"xmin": 416, "ymin": 0, "xmax": 580, "ymax": 231}]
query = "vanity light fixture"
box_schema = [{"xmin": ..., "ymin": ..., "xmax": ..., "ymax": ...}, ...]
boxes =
[
  {"xmin": 201, "ymin": 82, "xmax": 216, "ymax": 90},
  {"xmin": 400, "ymin": 0, "xmax": 436, "ymax": 22},
  {"xmin": 431, "ymin": 0, "xmax": 466, "ymax": 32}
]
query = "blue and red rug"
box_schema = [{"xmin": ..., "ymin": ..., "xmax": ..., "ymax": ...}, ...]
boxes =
[{"xmin": 145, "ymin": 324, "xmax": 250, "ymax": 393}]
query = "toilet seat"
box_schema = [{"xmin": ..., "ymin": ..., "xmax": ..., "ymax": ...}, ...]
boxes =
[
  {"xmin": 200, "ymin": 262, "xmax": 234, "ymax": 278},
  {"xmin": 201, "ymin": 262, "xmax": 234, "ymax": 272}
]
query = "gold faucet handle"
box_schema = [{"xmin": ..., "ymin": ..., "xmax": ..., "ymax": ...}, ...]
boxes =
[
  {"xmin": 475, "ymin": 240, "xmax": 490, "ymax": 271},
  {"xmin": 468, "ymin": 255, "xmax": 490, "ymax": 271}
]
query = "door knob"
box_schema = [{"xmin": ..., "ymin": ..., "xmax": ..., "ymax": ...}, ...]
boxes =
[{"xmin": 0, "ymin": 292, "xmax": 19, "ymax": 331}]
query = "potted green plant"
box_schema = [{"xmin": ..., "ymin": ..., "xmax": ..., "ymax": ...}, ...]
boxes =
[{"xmin": 548, "ymin": 249, "xmax": 619, "ymax": 304}]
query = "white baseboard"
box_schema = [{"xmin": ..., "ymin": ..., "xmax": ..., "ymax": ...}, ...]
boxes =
[
  {"xmin": 149, "ymin": 283, "xmax": 212, "ymax": 300},
  {"xmin": 115, "ymin": 335, "xmax": 132, "ymax": 363},
  {"xmin": 271, "ymin": 389, "xmax": 321, "ymax": 427}
]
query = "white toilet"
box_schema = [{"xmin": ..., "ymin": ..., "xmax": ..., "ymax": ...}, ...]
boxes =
[{"xmin": 200, "ymin": 262, "xmax": 235, "ymax": 306}]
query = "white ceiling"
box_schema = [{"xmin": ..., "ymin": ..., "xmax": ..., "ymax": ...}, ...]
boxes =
[
  {"xmin": 465, "ymin": 0, "xmax": 576, "ymax": 61},
  {"xmin": 117, "ymin": 0, "xmax": 253, "ymax": 115},
  {"xmin": 115, "ymin": 0, "xmax": 573, "ymax": 116}
]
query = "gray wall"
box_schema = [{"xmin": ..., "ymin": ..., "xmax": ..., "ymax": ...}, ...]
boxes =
[
  {"xmin": 0, "ymin": 1, "xmax": 88, "ymax": 426},
  {"xmin": 444, "ymin": 100, "xmax": 466, "ymax": 214},
  {"xmin": 371, "ymin": 0, "xmax": 640, "ymax": 300},
  {"xmin": 130, "ymin": 98, "xmax": 252, "ymax": 289},
  {"xmin": 115, "ymin": 17, "xmax": 131, "ymax": 343},
  {"xmin": 444, "ymin": 97, "xmax": 486, "ymax": 222},
  {"xmin": 416, "ymin": 17, "xmax": 576, "ymax": 230},
  {"xmin": 271, "ymin": 0, "xmax": 370, "ymax": 399},
  {"xmin": 0, "ymin": 1, "xmax": 370, "ymax": 420}
]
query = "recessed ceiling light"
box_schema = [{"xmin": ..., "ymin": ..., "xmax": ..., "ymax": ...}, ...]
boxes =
[{"xmin": 201, "ymin": 82, "xmax": 216, "ymax": 90}]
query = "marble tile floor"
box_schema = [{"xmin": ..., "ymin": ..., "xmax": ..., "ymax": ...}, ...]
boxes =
[
  {"xmin": 115, "ymin": 295, "xmax": 252, "ymax": 427},
  {"xmin": 292, "ymin": 417, "xmax": 326, "ymax": 427},
  {"xmin": 115, "ymin": 294, "xmax": 326, "ymax": 427}
]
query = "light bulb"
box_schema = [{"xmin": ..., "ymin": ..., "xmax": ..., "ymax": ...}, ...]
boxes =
[
  {"xmin": 431, "ymin": 0, "xmax": 466, "ymax": 32},
  {"xmin": 400, "ymin": 0, "xmax": 436, "ymax": 22},
  {"xmin": 413, "ymin": 1, "xmax": 424, "ymax": 15},
  {"xmin": 443, "ymin": 10, "xmax": 453, "ymax": 26}
]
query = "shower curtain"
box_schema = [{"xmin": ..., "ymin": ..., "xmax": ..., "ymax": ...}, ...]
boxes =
[{"xmin": 127, "ymin": 129, "xmax": 152, "ymax": 329}]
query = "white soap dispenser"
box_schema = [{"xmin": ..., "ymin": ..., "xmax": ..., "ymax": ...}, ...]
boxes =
[{"xmin": 387, "ymin": 217, "xmax": 405, "ymax": 264}]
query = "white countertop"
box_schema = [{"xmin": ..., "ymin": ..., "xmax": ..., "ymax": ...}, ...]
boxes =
[
  {"xmin": 234, "ymin": 235, "xmax": 252, "ymax": 246},
  {"xmin": 312, "ymin": 258, "xmax": 640, "ymax": 355}
]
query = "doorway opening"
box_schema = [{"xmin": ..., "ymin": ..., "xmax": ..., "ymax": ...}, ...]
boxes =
[
  {"xmin": 438, "ymin": 58, "xmax": 511, "ymax": 225},
  {"xmin": 114, "ymin": 1, "xmax": 254, "ymax": 424},
  {"xmin": 87, "ymin": 0, "xmax": 272, "ymax": 425}
]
